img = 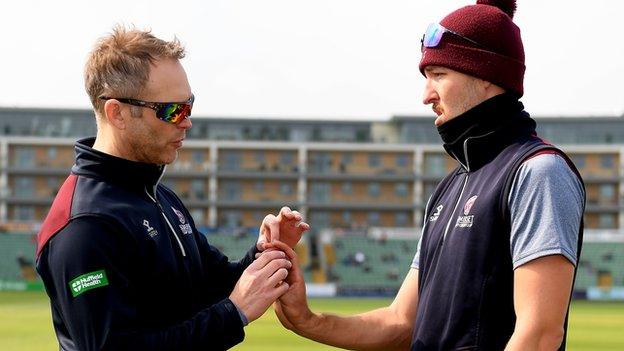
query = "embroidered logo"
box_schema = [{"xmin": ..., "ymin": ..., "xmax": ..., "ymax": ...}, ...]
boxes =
[
  {"xmin": 463, "ymin": 195, "xmax": 478, "ymax": 215},
  {"xmin": 143, "ymin": 219, "xmax": 158, "ymax": 237},
  {"xmin": 172, "ymin": 207, "xmax": 186, "ymax": 224},
  {"xmin": 456, "ymin": 195, "xmax": 478, "ymax": 228},
  {"xmin": 69, "ymin": 270, "xmax": 109, "ymax": 297},
  {"xmin": 172, "ymin": 207, "xmax": 193, "ymax": 235},
  {"xmin": 429, "ymin": 205, "xmax": 444, "ymax": 222}
]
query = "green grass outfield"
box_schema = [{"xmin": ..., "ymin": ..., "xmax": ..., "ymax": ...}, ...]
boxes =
[{"xmin": 1, "ymin": 291, "xmax": 623, "ymax": 350}]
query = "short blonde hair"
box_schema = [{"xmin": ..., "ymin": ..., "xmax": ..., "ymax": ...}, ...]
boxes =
[{"xmin": 84, "ymin": 25, "xmax": 186, "ymax": 115}]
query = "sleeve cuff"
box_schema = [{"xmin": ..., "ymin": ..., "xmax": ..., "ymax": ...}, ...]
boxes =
[{"xmin": 228, "ymin": 298, "xmax": 249, "ymax": 326}]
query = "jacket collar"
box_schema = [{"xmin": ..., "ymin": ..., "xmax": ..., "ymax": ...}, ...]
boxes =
[
  {"xmin": 436, "ymin": 93, "xmax": 537, "ymax": 171},
  {"xmin": 71, "ymin": 137, "xmax": 165, "ymax": 195}
]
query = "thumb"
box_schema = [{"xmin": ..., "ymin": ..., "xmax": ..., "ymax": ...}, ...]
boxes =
[{"xmin": 274, "ymin": 300, "xmax": 295, "ymax": 330}]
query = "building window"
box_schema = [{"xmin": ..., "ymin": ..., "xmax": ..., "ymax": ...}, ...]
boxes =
[
  {"xmin": 15, "ymin": 177, "xmax": 34, "ymax": 197},
  {"xmin": 222, "ymin": 181, "xmax": 241, "ymax": 201},
  {"xmin": 395, "ymin": 183, "xmax": 409, "ymax": 197},
  {"xmin": 424, "ymin": 182, "xmax": 437, "ymax": 200},
  {"xmin": 253, "ymin": 211, "xmax": 264, "ymax": 222},
  {"xmin": 191, "ymin": 209, "xmax": 204, "ymax": 224},
  {"xmin": 368, "ymin": 154, "xmax": 381, "ymax": 168},
  {"xmin": 47, "ymin": 147, "xmax": 57, "ymax": 160},
  {"xmin": 281, "ymin": 152, "xmax": 294, "ymax": 165},
  {"xmin": 600, "ymin": 155, "xmax": 614, "ymax": 169},
  {"xmin": 255, "ymin": 151, "xmax": 265, "ymax": 163},
  {"xmin": 47, "ymin": 177, "xmax": 59, "ymax": 196},
  {"xmin": 341, "ymin": 153, "xmax": 353, "ymax": 165},
  {"xmin": 191, "ymin": 179, "xmax": 205, "ymax": 199},
  {"xmin": 571, "ymin": 155, "xmax": 585, "ymax": 169},
  {"xmin": 342, "ymin": 211, "xmax": 351, "ymax": 224},
  {"xmin": 395, "ymin": 212, "xmax": 409, "ymax": 226},
  {"xmin": 221, "ymin": 210, "xmax": 242, "ymax": 228},
  {"xmin": 598, "ymin": 214, "xmax": 615, "ymax": 229},
  {"xmin": 14, "ymin": 206, "xmax": 35, "ymax": 221},
  {"xmin": 310, "ymin": 182, "xmax": 331, "ymax": 202},
  {"xmin": 192, "ymin": 150, "xmax": 204, "ymax": 164},
  {"xmin": 15, "ymin": 146, "xmax": 34, "ymax": 167},
  {"xmin": 368, "ymin": 212, "xmax": 381, "ymax": 226},
  {"xmin": 341, "ymin": 182, "xmax": 353, "ymax": 195},
  {"xmin": 222, "ymin": 151, "xmax": 241, "ymax": 171},
  {"xmin": 310, "ymin": 152, "xmax": 332, "ymax": 173},
  {"xmin": 162, "ymin": 179, "xmax": 177, "ymax": 192},
  {"xmin": 368, "ymin": 182, "xmax": 381, "ymax": 197},
  {"xmin": 599, "ymin": 184, "xmax": 616, "ymax": 202},
  {"xmin": 396, "ymin": 154, "xmax": 409, "ymax": 168},
  {"xmin": 424, "ymin": 154, "xmax": 446, "ymax": 176},
  {"xmin": 310, "ymin": 211, "xmax": 330, "ymax": 228},
  {"xmin": 280, "ymin": 183, "xmax": 294, "ymax": 195}
]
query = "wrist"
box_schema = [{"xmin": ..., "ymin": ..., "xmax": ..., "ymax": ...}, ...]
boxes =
[{"xmin": 292, "ymin": 309, "xmax": 322, "ymax": 336}]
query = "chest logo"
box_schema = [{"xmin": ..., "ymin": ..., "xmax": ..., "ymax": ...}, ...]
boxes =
[
  {"xmin": 456, "ymin": 195, "xmax": 478, "ymax": 228},
  {"xmin": 143, "ymin": 219, "xmax": 158, "ymax": 237},
  {"xmin": 429, "ymin": 205, "xmax": 444, "ymax": 222},
  {"xmin": 172, "ymin": 207, "xmax": 193, "ymax": 235}
]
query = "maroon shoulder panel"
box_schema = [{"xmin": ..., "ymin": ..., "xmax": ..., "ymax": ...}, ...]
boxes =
[{"xmin": 36, "ymin": 174, "xmax": 78, "ymax": 258}]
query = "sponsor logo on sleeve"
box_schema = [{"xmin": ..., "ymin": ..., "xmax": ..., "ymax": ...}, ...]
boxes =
[{"xmin": 69, "ymin": 270, "xmax": 109, "ymax": 297}]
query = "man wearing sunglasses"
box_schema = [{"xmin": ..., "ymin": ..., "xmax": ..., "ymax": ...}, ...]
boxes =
[
  {"xmin": 273, "ymin": 0, "xmax": 585, "ymax": 350},
  {"xmin": 35, "ymin": 26, "xmax": 309, "ymax": 351}
]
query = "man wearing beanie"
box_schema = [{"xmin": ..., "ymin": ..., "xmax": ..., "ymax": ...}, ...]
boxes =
[{"xmin": 271, "ymin": 0, "xmax": 585, "ymax": 350}]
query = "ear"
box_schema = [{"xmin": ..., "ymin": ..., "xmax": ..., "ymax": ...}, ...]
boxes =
[
  {"xmin": 480, "ymin": 79, "xmax": 505, "ymax": 96},
  {"xmin": 103, "ymin": 99, "xmax": 127, "ymax": 130}
]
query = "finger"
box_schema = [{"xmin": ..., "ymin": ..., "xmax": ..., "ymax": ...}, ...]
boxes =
[
  {"xmin": 264, "ymin": 215, "xmax": 281, "ymax": 242},
  {"xmin": 261, "ymin": 214, "xmax": 278, "ymax": 242},
  {"xmin": 296, "ymin": 221, "xmax": 310, "ymax": 232},
  {"xmin": 268, "ymin": 267, "xmax": 289, "ymax": 287},
  {"xmin": 256, "ymin": 240, "xmax": 266, "ymax": 251},
  {"xmin": 270, "ymin": 281, "xmax": 290, "ymax": 300},
  {"xmin": 261, "ymin": 258, "xmax": 292, "ymax": 277},
  {"xmin": 271, "ymin": 241, "xmax": 299, "ymax": 265},
  {"xmin": 279, "ymin": 206, "xmax": 293, "ymax": 219},
  {"xmin": 257, "ymin": 258, "xmax": 292, "ymax": 282},
  {"xmin": 273, "ymin": 300, "xmax": 295, "ymax": 330},
  {"xmin": 249, "ymin": 250, "xmax": 286, "ymax": 270},
  {"xmin": 291, "ymin": 210, "xmax": 302, "ymax": 221}
]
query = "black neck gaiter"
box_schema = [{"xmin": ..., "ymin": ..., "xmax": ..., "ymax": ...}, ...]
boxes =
[{"xmin": 436, "ymin": 93, "xmax": 534, "ymax": 169}]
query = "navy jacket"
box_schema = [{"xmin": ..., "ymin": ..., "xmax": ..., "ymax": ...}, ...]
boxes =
[{"xmin": 36, "ymin": 138, "xmax": 255, "ymax": 351}]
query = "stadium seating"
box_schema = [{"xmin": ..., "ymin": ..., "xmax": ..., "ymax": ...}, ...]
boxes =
[
  {"xmin": 329, "ymin": 236, "xmax": 416, "ymax": 289},
  {"xmin": 2, "ymin": 230, "xmax": 624, "ymax": 296},
  {"xmin": 0, "ymin": 233, "xmax": 38, "ymax": 281},
  {"xmin": 575, "ymin": 242, "xmax": 624, "ymax": 290}
]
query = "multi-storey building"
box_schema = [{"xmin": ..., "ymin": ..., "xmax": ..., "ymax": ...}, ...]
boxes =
[{"xmin": 1, "ymin": 107, "xmax": 623, "ymax": 234}]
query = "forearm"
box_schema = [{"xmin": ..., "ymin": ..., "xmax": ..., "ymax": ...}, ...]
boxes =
[
  {"xmin": 505, "ymin": 324, "xmax": 564, "ymax": 351},
  {"xmin": 291, "ymin": 306, "xmax": 413, "ymax": 351}
]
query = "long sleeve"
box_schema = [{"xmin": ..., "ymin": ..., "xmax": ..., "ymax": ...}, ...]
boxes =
[{"xmin": 37, "ymin": 216, "xmax": 245, "ymax": 351}]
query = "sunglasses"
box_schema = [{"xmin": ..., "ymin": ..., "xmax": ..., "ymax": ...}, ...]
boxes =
[
  {"xmin": 421, "ymin": 23, "xmax": 488, "ymax": 52},
  {"xmin": 99, "ymin": 94, "xmax": 194, "ymax": 124}
]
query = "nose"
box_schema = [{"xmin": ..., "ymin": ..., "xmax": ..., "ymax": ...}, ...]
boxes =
[
  {"xmin": 422, "ymin": 78, "xmax": 437, "ymax": 106},
  {"xmin": 178, "ymin": 115, "xmax": 192, "ymax": 130}
]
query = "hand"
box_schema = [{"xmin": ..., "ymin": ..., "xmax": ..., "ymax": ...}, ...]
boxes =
[
  {"xmin": 229, "ymin": 250, "xmax": 292, "ymax": 323},
  {"xmin": 267, "ymin": 241, "xmax": 316, "ymax": 331},
  {"xmin": 258, "ymin": 207, "xmax": 310, "ymax": 250}
]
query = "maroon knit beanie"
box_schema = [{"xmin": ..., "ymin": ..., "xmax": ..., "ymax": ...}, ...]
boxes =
[{"xmin": 419, "ymin": 0, "xmax": 525, "ymax": 97}]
